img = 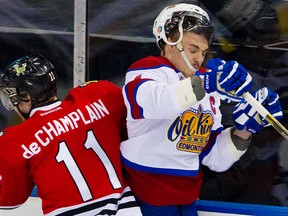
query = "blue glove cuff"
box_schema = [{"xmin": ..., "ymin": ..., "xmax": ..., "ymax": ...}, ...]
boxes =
[{"xmin": 203, "ymin": 71, "xmax": 217, "ymax": 93}]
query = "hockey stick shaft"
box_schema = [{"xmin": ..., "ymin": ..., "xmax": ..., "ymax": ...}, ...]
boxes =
[{"xmin": 243, "ymin": 92, "xmax": 288, "ymax": 141}]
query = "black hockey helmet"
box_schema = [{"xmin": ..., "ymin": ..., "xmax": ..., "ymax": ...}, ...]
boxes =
[{"xmin": 0, "ymin": 54, "xmax": 57, "ymax": 110}]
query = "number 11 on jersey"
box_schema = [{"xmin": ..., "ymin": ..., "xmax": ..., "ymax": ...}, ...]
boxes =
[{"xmin": 56, "ymin": 130, "xmax": 122, "ymax": 202}]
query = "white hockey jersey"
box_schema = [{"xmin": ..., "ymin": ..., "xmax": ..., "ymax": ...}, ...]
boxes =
[{"xmin": 120, "ymin": 55, "xmax": 246, "ymax": 205}]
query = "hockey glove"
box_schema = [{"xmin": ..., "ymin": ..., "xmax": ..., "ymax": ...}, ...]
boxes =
[
  {"xmin": 232, "ymin": 87, "xmax": 283, "ymax": 134},
  {"xmin": 201, "ymin": 58, "xmax": 252, "ymax": 102}
]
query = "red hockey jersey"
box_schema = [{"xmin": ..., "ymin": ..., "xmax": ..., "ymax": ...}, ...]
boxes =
[{"xmin": 0, "ymin": 80, "xmax": 142, "ymax": 215}]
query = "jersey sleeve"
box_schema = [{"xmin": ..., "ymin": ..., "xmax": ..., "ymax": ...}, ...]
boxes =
[
  {"xmin": 123, "ymin": 60, "xmax": 197, "ymax": 120},
  {"xmin": 0, "ymin": 154, "xmax": 34, "ymax": 208},
  {"xmin": 200, "ymin": 127, "xmax": 247, "ymax": 172},
  {"xmin": 199, "ymin": 97, "xmax": 246, "ymax": 172}
]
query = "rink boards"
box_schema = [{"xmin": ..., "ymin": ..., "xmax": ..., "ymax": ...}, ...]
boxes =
[{"xmin": 1, "ymin": 191, "xmax": 288, "ymax": 216}]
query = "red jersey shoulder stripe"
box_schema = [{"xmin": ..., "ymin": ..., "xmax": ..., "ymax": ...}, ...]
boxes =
[
  {"xmin": 124, "ymin": 76, "xmax": 152, "ymax": 119},
  {"xmin": 128, "ymin": 56, "xmax": 177, "ymax": 72}
]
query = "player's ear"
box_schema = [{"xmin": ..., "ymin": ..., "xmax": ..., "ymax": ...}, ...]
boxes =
[
  {"xmin": 164, "ymin": 43, "xmax": 173, "ymax": 55},
  {"xmin": 19, "ymin": 92, "xmax": 31, "ymax": 103},
  {"xmin": 17, "ymin": 92, "xmax": 32, "ymax": 115}
]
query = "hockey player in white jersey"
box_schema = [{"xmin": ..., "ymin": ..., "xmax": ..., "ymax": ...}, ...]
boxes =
[{"xmin": 120, "ymin": 3, "xmax": 283, "ymax": 216}]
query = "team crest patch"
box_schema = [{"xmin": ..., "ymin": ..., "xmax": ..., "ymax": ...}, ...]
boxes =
[{"xmin": 167, "ymin": 105, "xmax": 213, "ymax": 154}]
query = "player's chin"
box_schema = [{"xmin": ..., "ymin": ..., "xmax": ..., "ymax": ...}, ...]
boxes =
[
  {"xmin": 193, "ymin": 64, "xmax": 199, "ymax": 69},
  {"xmin": 192, "ymin": 63, "xmax": 200, "ymax": 70}
]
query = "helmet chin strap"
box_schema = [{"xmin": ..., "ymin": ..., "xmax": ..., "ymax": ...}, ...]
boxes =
[
  {"xmin": 176, "ymin": 42, "xmax": 198, "ymax": 74},
  {"xmin": 163, "ymin": 17, "xmax": 198, "ymax": 75}
]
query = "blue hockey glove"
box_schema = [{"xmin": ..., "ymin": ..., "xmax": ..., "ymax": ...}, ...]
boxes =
[
  {"xmin": 202, "ymin": 58, "xmax": 252, "ymax": 103},
  {"xmin": 232, "ymin": 87, "xmax": 283, "ymax": 134},
  {"xmin": 205, "ymin": 57, "xmax": 225, "ymax": 70}
]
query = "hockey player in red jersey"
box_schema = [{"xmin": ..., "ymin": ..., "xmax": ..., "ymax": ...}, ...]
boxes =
[
  {"xmin": 120, "ymin": 3, "xmax": 283, "ymax": 216},
  {"xmin": 0, "ymin": 54, "xmax": 142, "ymax": 215}
]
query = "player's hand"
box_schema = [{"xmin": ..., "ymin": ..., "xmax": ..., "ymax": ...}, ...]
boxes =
[
  {"xmin": 232, "ymin": 87, "xmax": 283, "ymax": 133},
  {"xmin": 202, "ymin": 58, "xmax": 252, "ymax": 103}
]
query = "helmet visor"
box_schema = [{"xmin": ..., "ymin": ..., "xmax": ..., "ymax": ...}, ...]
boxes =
[
  {"xmin": 182, "ymin": 15, "xmax": 212, "ymax": 31},
  {"xmin": 165, "ymin": 11, "xmax": 212, "ymax": 33},
  {"xmin": 0, "ymin": 87, "xmax": 17, "ymax": 110},
  {"xmin": 182, "ymin": 14, "xmax": 214, "ymax": 44}
]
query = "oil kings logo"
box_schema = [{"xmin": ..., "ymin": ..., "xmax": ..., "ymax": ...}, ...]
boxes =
[{"xmin": 167, "ymin": 105, "xmax": 213, "ymax": 154}]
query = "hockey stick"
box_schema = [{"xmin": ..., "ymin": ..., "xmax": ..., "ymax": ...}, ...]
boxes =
[{"xmin": 243, "ymin": 92, "xmax": 288, "ymax": 141}]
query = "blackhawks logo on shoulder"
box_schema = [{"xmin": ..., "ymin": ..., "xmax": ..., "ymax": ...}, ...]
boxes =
[
  {"xmin": 80, "ymin": 80, "xmax": 99, "ymax": 88},
  {"xmin": 0, "ymin": 130, "xmax": 6, "ymax": 136}
]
